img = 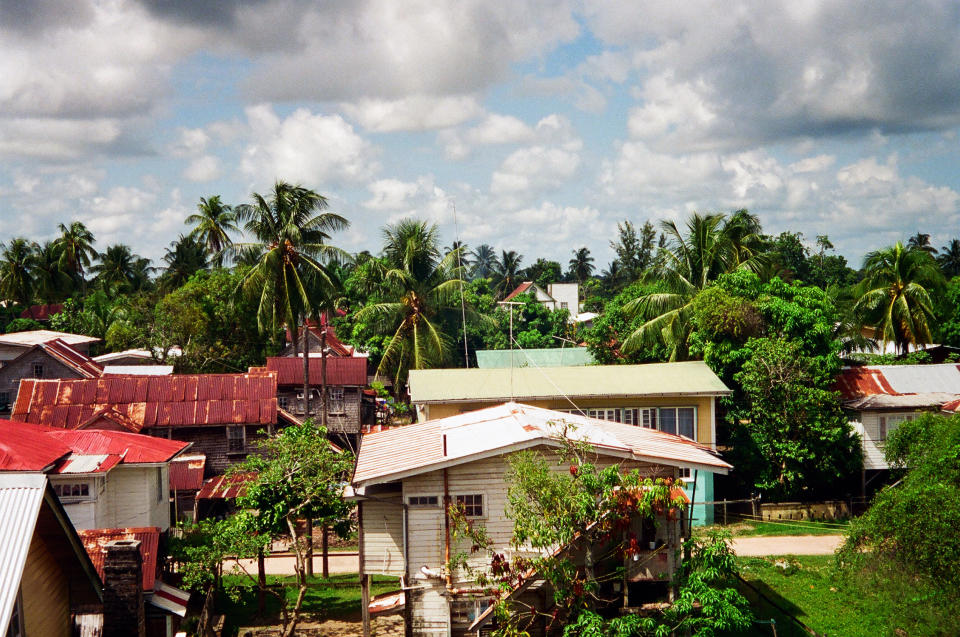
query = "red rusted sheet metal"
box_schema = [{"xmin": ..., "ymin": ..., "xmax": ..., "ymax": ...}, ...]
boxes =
[
  {"xmin": 169, "ymin": 455, "xmax": 206, "ymax": 491},
  {"xmin": 79, "ymin": 527, "xmax": 160, "ymax": 591},
  {"xmin": 834, "ymin": 367, "xmax": 899, "ymax": 399},
  {"xmin": 265, "ymin": 356, "xmax": 368, "ymax": 386}
]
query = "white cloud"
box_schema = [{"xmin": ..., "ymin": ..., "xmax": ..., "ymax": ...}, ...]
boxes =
[
  {"xmin": 239, "ymin": 105, "xmax": 379, "ymax": 186},
  {"xmin": 439, "ymin": 113, "xmax": 536, "ymax": 159},
  {"xmin": 183, "ymin": 155, "xmax": 222, "ymax": 182},
  {"xmin": 342, "ymin": 95, "xmax": 483, "ymax": 132},
  {"xmin": 489, "ymin": 115, "xmax": 583, "ymax": 204},
  {"xmin": 169, "ymin": 127, "xmax": 210, "ymax": 157},
  {"xmin": 0, "ymin": 118, "xmax": 124, "ymax": 159}
]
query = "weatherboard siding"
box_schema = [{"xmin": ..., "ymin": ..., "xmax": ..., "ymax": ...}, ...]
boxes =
[
  {"xmin": 361, "ymin": 497, "xmax": 405, "ymax": 576},
  {"xmin": 0, "ymin": 351, "xmax": 82, "ymax": 414},
  {"xmin": 21, "ymin": 532, "xmax": 71, "ymax": 637},
  {"xmin": 145, "ymin": 424, "xmax": 271, "ymax": 477},
  {"xmin": 106, "ymin": 465, "xmax": 170, "ymax": 531}
]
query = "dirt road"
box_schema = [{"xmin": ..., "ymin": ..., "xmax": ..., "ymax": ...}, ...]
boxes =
[
  {"xmin": 227, "ymin": 551, "xmax": 359, "ymax": 576},
  {"xmin": 730, "ymin": 534, "xmax": 844, "ymax": 556}
]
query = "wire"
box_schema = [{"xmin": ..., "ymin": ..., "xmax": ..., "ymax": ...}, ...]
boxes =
[{"xmin": 507, "ymin": 333, "xmax": 587, "ymax": 417}]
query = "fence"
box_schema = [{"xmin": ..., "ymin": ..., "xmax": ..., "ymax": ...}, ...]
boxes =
[{"xmin": 696, "ymin": 496, "xmax": 870, "ymax": 527}]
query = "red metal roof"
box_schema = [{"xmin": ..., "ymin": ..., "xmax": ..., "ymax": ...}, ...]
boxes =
[
  {"xmin": 502, "ymin": 281, "xmax": 534, "ymax": 301},
  {"xmin": 196, "ymin": 472, "xmax": 255, "ymax": 500},
  {"xmin": 79, "ymin": 527, "xmax": 160, "ymax": 591},
  {"xmin": 19, "ymin": 304, "xmax": 64, "ymax": 321},
  {"xmin": 834, "ymin": 367, "xmax": 899, "ymax": 399},
  {"xmin": 10, "ymin": 372, "xmax": 279, "ymax": 431},
  {"xmin": 46, "ymin": 428, "xmax": 189, "ymax": 463},
  {"xmin": 0, "ymin": 419, "xmax": 71, "ymax": 470},
  {"xmin": 169, "ymin": 455, "xmax": 206, "ymax": 491},
  {"xmin": 39, "ymin": 339, "xmax": 104, "ymax": 378},
  {"xmin": 265, "ymin": 356, "xmax": 367, "ymax": 386}
]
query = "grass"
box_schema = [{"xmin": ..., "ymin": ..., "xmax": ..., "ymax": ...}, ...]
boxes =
[
  {"xmin": 701, "ymin": 517, "xmax": 850, "ymax": 537},
  {"xmin": 736, "ymin": 555, "xmax": 960, "ymax": 637},
  {"xmin": 218, "ymin": 573, "xmax": 400, "ymax": 632}
]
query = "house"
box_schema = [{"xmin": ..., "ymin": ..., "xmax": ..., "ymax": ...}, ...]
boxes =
[
  {"xmin": 475, "ymin": 347, "xmax": 594, "ymax": 368},
  {"xmin": 502, "ymin": 281, "xmax": 581, "ymax": 322},
  {"xmin": 281, "ymin": 314, "xmax": 365, "ymax": 358},
  {"xmin": 0, "ymin": 338, "xmax": 103, "ymax": 415},
  {"xmin": 0, "ymin": 473, "xmax": 102, "ymax": 637},
  {"xmin": 93, "ymin": 347, "xmax": 182, "ymax": 367},
  {"xmin": 408, "ymin": 361, "xmax": 730, "ymax": 524},
  {"xmin": 0, "ymin": 419, "xmax": 190, "ymax": 531},
  {"xmin": 836, "ymin": 363, "xmax": 960, "ymax": 493},
  {"xmin": 169, "ymin": 454, "xmax": 206, "ymax": 523},
  {"xmin": 19, "ymin": 303, "xmax": 64, "ymax": 322},
  {"xmin": 264, "ymin": 356, "xmax": 373, "ymax": 436},
  {"xmin": 0, "ymin": 329, "xmax": 100, "ymax": 363},
  {"xmin": 350, "ymin": 402, "xmax": 731, "ymax": 636},
  {"xmin": 9, "ymin": 371, "xmax": 293, "ymax": 477}
]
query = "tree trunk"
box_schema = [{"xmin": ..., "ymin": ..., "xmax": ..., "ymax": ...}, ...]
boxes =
[
  {"xmin": 306, "ymin": 517, "xmax": 314, "ymax": 578},
  {"xmin": 322, "ymin": 524, "xmax": 329, "ymax": 578},
  {"xmin": 257, "ymin": 548, "xmax": 266, "ymax": 613}
]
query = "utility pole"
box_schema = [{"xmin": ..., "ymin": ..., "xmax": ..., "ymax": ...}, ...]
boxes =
[{"xmin": 497, "ymin": 300, "xmax": 523, "ymax": 400}]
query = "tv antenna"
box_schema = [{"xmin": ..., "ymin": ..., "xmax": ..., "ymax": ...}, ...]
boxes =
[{"xmin": 497, "ymin": 300, "xmax": 524, "ymax": 400}]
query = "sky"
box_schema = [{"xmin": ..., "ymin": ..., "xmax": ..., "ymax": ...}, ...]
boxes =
[{"xmin": 2, "ymin": 0, "xmax": 960, "ymax": 270}]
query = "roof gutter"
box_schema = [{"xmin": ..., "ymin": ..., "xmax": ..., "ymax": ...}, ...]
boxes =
[{"xmin": 414, "ymin": 391, "xmax": 733, "ymax": 404}]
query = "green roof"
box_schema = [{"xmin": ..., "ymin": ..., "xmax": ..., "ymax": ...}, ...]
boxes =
[
  {"xmin": 409, "ymin": 361, "xmax": 730, "ymax": 404},
  {"xmin": 475, "ymin": 348, "xmax": 594, "ymax": 369}
]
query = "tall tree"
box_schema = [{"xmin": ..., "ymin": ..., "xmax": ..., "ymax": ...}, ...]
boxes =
[
  {"xmin": 186, "ymin": 195, "xmax": 239, "ymax": 266},
  {"xmin": 91, "ymin": 244, "xmax": 153, "ymax": 293},
  {"xmin": 0, "ymin": 238, "xmax": 36, "ymax": 306},
  {"xmin": 54, "ymin": 221, "xmax": 97, "ymax": 286},
  {"xmin": 567, "ymin": 246, "xmax": 595, "ymax": 284},
  {"xmin": 937, "ymin": 239, "xmax": 960, "ymax": 278},
  {"xmin": 907, "ymin": 232, "xmax": 937, "ymax": 255},
  {"xmin": 469, "ymin": 244, "xmax": 497, "ymax": 280},
  {"xmin": 854, "ymin": 241, "xmax": 944, "ymax": 355},
  {"xmin": 623, "ymin": 212, "xmax": 766, "ymax": 360},
  {"xmin": 31, "ymin": 241, "xmax": 71, "ymax": 302},
  {"xmin": 160, "ymin": 234, "xmax": 209, "ymax": 292},
  {"xmin": 354, "ymin": 220, "xmax": 469, "ymax": 388},
  {"xmin": 493, "ymin": 249, "xmax": 523, "ymax": 298}
]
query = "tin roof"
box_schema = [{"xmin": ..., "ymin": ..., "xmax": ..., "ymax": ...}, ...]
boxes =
[
  {"xmin": 0, "ymin": 420, "xmax": 72, "ymax": 471},
  {"xmin": 39, "ymin": 339, "xmax": 104, "ymax": 377},
  {"xmin": 408, "ymin": 361, "xmax": 731, "ymax": 404},
  {"xmin": 196, "ymin": 472, "xmax": 255, "ymax": 500},
  {"xmin": 19, "ymin": 304, "xmax": 63, "ymax": 321},
  {"xmin": 46, "ymin": 428, "xmax": 189, "ymax": 464},
  {"xmin": 502, "ymin": 281, "xmax": 535, "ymax": 301},
  {"xmin": 475, "ymin": 347, "xmax": 594, "ymax": 368},
  {"xmin": 265, "ymin": 356, "xmax": 367, "ymax": 386},
  {"xmin": 11, "ymin": 372, "xmax": 279, "ymax": 430},
  {"xmin": 352, "ymin": 402, "xmax": 731, "ymax": 487},
  {"xmin": 836, "ymin": 364, "xmax": 960, "ymax": 409},
  {"xmin": 0, "ymin": 330, "xmax": 100, "ymax": 347},
  {"xmin": 56, "ymin": 454, "xmax": 122, "ymax": 474},
  {"xmin": 169, "ymin": 454, "xmax": 206, "ymax": 491},
  {"xmin": 78, "ymin": 527, "xmax": 160, "ymax": 591}
]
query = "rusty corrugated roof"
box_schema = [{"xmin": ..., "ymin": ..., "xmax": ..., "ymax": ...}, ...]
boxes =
[
  {"xmin": 265, "ymin": 356, "xmax": 367, "ymax": 386},
  {"xmin": 352, "ymin": 402, "xmax": 731, "ymax": 487},
  {"xmin": 11, "ymin": 372, "xmax": 279, "ymax": 431},
  {"xmin": 40, "ymin": 339, "xmax": 104, "ymax": 378},
  {"xmin": 196, "ymin": 472, "xmax": 255, "ymax": 500},
  {"xmin": 79, "ymin": 527, "xmax": 160, "ymax": 591},
  {"xmin": 169, "ymin": 454, "xmax": 206, "ymax": 491},
  {"xmin": 502, "ymin": 281, "xmax": 534, "ymax": 301},
  {"xmin": 836, "ymin": 364, "xmax": 960, "ymax": 410},
  {"xmin": 834, "ymin": 367, "xmax": 898, "ymax": 399}
]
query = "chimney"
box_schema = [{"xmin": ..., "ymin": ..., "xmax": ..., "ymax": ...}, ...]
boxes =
[{"xmin": 102, "ymin": 539, "xmax": 145, "ymax": 637}]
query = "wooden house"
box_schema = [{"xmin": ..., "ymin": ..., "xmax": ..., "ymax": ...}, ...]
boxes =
[
  {"xmin": 0, "ymin": 339, "xmax": 103, "ymax": 415},
  {"xmin": 408, "ymin": 361, "xmax": 731, "ymax": 525},
  {"xmin": 350, "ymin": 402, "xmax": 731, "ymax": 637},
  {"xmin": 0, "ymin": 473, "xmax": 102, "ymax": 637},
  {"xmin": 0, "ymin": 330, "xmax": 100, "ymax": 364},
  {"xmin": 9, "ymin": 371, "xmax": 295, "ymax": 477}
]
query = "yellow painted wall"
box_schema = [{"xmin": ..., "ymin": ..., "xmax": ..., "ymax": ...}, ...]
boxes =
[
  {"xmin": 420, "ymin": 395, "xmax": 716, "ymax": 445},
  {"xmin": 21, "ymin": 533, "xmax": 71, "ymax": 637}
]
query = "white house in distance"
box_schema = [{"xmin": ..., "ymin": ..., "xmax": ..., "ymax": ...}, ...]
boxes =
[
  {"xmin": 350, "ymin": 402, "xmax": 731, "ymax": 637},
  {"xmin": 502, "ymin": 281, "xmax": 583, "ymax": 320}
]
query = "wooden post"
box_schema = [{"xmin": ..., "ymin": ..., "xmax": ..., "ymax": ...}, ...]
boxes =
[
  {"xmin": 322, "ymin": 524, "xmax": 330, "ymax": 578},
  {"xmin": 723, "ymin": 499, "xmax": 728, "ymax": 526},
  {"xmin": 257, "ymin": 548, "xmax": 266, "ymax": 613},
  {"xmin": 359, "ymin": 501, "xmax": 371, "ymax": 637}
]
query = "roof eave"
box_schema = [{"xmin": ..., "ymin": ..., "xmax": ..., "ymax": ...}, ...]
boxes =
[{"xmin": 414, "ymin": 390, "xmax": 732, "ymax": 404}]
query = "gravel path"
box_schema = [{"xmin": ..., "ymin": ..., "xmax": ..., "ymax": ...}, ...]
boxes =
[{"xmin": 730, "ymin": 534, "xmax": 845, "ymax": 556}]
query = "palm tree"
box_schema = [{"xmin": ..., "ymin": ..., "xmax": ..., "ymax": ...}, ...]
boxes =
[
  {"xmin": 853, "ymin": 242, "xmax": 944, "ymax": 355},
  {"xmin": 31, "ymin": 241, "xmax": 71, "ymax": 302},
  {"xmin": 160, "ymin": 235, "xmax": 209, "ymax": 291},
  {"xmin": 907, "ymin": 232, "xmax": 937, "ymax": 255},
  {"xmin": 494, "ymin": 250, "xmax": 523, "ymax": 298},
  {"xmin": 470, "ymin": 244, "xmax": 497, "ymax": 280},
  {"xmin": 91, "ymin": 244, "xmax": 154, "ymax": 292},
  {"xmin": 623, "ymin": 212, "xmax": 768, "ymax": 360},
  {"xmin": 0, "ymin": 238, "xmax": 36, "ymax": 306},
  {"xmin": 54, "ymin": 222, "xmax": 96, "ymax": 289},
  {"xmin": 186, "ymin": 195, "xmax": 239, "ymax": 266},
  {"xmin": 234, "ymin": 180, "xmax": 349, "ymax": 340},
  {"xmin": 937, "ymin": 239, "xmax": 960, "ymax": 278},
  {"xmin": 568, "ymin": 247, "xmax": 595, "ymax": 284},
  {"xmin": 355, "ymin": 220, "xmax": 470, "ymax": 387}
]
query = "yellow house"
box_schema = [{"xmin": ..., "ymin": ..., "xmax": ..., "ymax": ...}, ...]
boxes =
[{"xmin": 408, "ymin": 361, "xmax": 731, "ymax": 525}]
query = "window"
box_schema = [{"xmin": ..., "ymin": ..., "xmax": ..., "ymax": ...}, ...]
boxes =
[
  {"xmin": 878, "ymin": 413, "xmax": 915, "ymax": 441},
  {"xmin": 32, "ymin": 363, "xmax": 43, "ymax": 378},
  {"xmin": 329, "ymin": 387, "xmax": 345, "ymax": 414},
  {"xmin": 278, "ymin": 395, "xmax": 290, "ymax": 409},
  {"xmin": 407, "ymin": 495, "xmax": 439, "ymax": 507},
  {"xmin": 560, "ymin": 302, "xmax": 568, "ymax": 310},
  {"xmin": 227, "ymin": 426, "xmax": 246, "ymax": 453},
  {"xmin": 53, "ymin": 482, "xmax": 91, "ymax": 499},
  {"xmin": 677, "ymin": 467, "xmax": 692, "ymax": 480},
  {"xmin": 658, "ymin": 407, "xmax": 696, "ymax": 440},
  {"xmin": 0, "ymin": 392, "xmax": 8, "ymax": 410},
  {"xmin": 455, "ymin": 494, "xmax": 484, "ymax": 517},
  {"xmin": 587, "ymin": 408, "xmax": 621, "ymax": 422}
]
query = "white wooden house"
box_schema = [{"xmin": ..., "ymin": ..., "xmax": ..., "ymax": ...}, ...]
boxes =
[{"xmin": 350, "ymin": 402, "xmax": 731, "ymax": 637}]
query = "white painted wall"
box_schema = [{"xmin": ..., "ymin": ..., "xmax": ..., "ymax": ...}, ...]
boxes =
[
  {"xmin": 105, "ymin": 465, "xmax": 171, "ymax": 531},
  {"xmin": 548, "ymin": 283, "xmax": 579, "ymax": 315}
]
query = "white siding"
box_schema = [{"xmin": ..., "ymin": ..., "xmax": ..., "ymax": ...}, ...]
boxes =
[
  {"xmin": 854, "ymin": 411, "xmax": 919, "ymax": 471},
  {"xmin": 62, "ymin": 501, "xmax": 97, "ymax": 530},
  {"xmin": 106, "ymin": 465, "xmax": 170, "ymax": 530},
  {"xmin": 361, "ymin": 497, "xmax": 405, "ymax": 577}
]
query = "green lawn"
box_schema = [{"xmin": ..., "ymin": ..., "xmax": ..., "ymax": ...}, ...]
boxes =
[
  {"xmin": 218, "ymin": 573, "xmax": 400, "ymax": 630},
  {"xmin": 737, "ymin": 555, "xmax": 959, "ymax": 637},
  {"xmin": 701, "ymin": 518, "xmax": 850, "ymax": 537}
]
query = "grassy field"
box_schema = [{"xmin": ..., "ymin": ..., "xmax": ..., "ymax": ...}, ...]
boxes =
[
  {"xmin": 218, "ymin": 573, "xmax": 400, "ymax": 630},
  {"xmin": 702, "ymin": 517, "xmax": 850, "ymax": 537},
  {"xmin": 737, "ymin": 555, "xmax": 959, "ymax": 637}
]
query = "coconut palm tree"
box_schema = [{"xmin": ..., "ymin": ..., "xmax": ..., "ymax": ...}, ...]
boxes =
[
  {"xmin": 0, "ymin": 238, "xmax": 36, "ymax": 306},
  {"xmin": 494, "ymin": 250, "xmax": 523, "ymax": 298},
  {"xmin": 186, "ymin": 196, "xmax": 239, "ymax": 266},
  {"xmin": 623, "ymin": 212, "xmax": 768, "ymax": 360},
  {"xmin": 568, "ymin": 247, "xmax": 595, "ymax": 284},
  {"xmin": 355, "ymin": 220, "xmax": 470, "ymax": 388},
  {"xmin": 54, "ymin": 221, "xmax": 96, "ymax": 289},
  {"xmin": 91, "ymin": 244, "xmax": 154, "ymax": 292},
  {"xmin": 907, "ymin": 232, "xmax": 937, "ymax": 255},
  {"xmin": 937, "ymin": 239, "xmax": 960, "ymax": 278},
  {"xmin": 470, "ymin": 244, "xmax": 497, "ymax": 280},
  {"xmin": 31, "ymin": 241, "xmax": 71, "ymax": 302},
  {"xmin": 853, "ymin": 242, "xmax": 944, "ymax": 355},
  {"xmin": 160, "ymin": 234, "xmax": 209, "ymax": 292}
]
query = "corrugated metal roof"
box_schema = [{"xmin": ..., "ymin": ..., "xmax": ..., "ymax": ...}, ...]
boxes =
[
  {"xmin": 196, "ymin": 472, "xmax": 255, "ymax": 500},
  {"xmin": 408, "ymin": 361, "xmax": 731, "ymax": 404},
  {"xmin": 836, "ymin": 364, "xmax": 960, "ymax": 409},
  {"xmin": 0, "ymin": 330, "xmax": 99, "ymax": 347},
  {"xmin": 78, "ymin": 527, "xmax": 160, "ymax": 591},
  {"xmin": 0, "ymin": 474, "xmax": 47, "ymax": 633},
  {"xmin": 502, "ymin": 281, "xmax": 534, "ymax": 301},
  {"xmin": 11, "ymin": 372, "xmax": 279, "ymax": 430},
  {"xmin": 475, "ymin": 348, "xmax": 594, "ymax": 368},
  {"xmin": 0, "ymin": 419, "xmax": 72, "ymax": 471},
  {"xmin": 40, "ymin": 339, "xmax": 104, "ymax": 378},
  {"xmin": 102, "ymin": 365, "xmax": 174, "ymax": 376},
  {"xmin": 55, "ymin": 454, "xmax": 120, "ymax": 474},
  {"xmin": 19, "ymin": 304, "xmax": 64, "ymax": 321},
  {"xmin": 169, "ymin": 455, "xmax": 206, "ymax": 491},
  {"xmin": 352, "ymin": 402, "xmax": 731, "ymax": 486},
  {"xmin": 265, "ymin": 356, "xmax": 367, "ymax": 385}
]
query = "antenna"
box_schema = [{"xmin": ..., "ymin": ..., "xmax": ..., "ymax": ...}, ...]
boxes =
[
  {"xmin": 450, "ymin": 199, "xmax": 470, "ymax": 368},
  {"xmin": 497, "ymin": 300, "xmax": 523, "ymax": 400}
]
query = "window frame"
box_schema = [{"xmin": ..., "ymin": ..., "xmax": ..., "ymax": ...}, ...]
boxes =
[
  {"xmin": 877, "ymin": 412, "xmax": 916, "ymax": 441},
  {"xmin": 32, "ymin": 362, "xmax": 44, "ymax": 378},
  {"xmin": 227, "ymin": 425, "xmax": 246, "ymax": 454},
  {"xmin": 455, "ymin": 493, "xmax": 485, "ymax": 518},
  {"xmin": 329, "ymin": 387, "xmax": 346, "ymax": 414},
  {"xmin": 52, "ymin": 481, "xmax": 94, "ymax": 501},
  {"xmin": 407, "ymin": 495, "xmax": 440, "ymax": 507}
]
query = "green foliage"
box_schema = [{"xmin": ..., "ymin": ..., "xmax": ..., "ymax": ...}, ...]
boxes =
[
  {"xmin": 4, "ymin": 317, "xmax": 43, "ymax": 333},
  {"xmin": 935, "ymin": 276, "xmax": 960, "ymax": 346},
  {"xmin": 523, "ymin": 258, "xmax": 564, "ymax": 289},
  {"xmin": 585, "ymin": 282, "xmax": 668, "ymax": 364},
  {"xmin": 168, "ymin": 513, "xmax": 269, "ymax": 593},
  {"xmin": 839, "ymin": 413, "xmax": 960, "ymax": 600}
]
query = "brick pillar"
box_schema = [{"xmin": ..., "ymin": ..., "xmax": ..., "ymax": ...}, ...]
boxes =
[{"xmin": 103, "ymin": 539, "xmax": 145, "ymax": 637}]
